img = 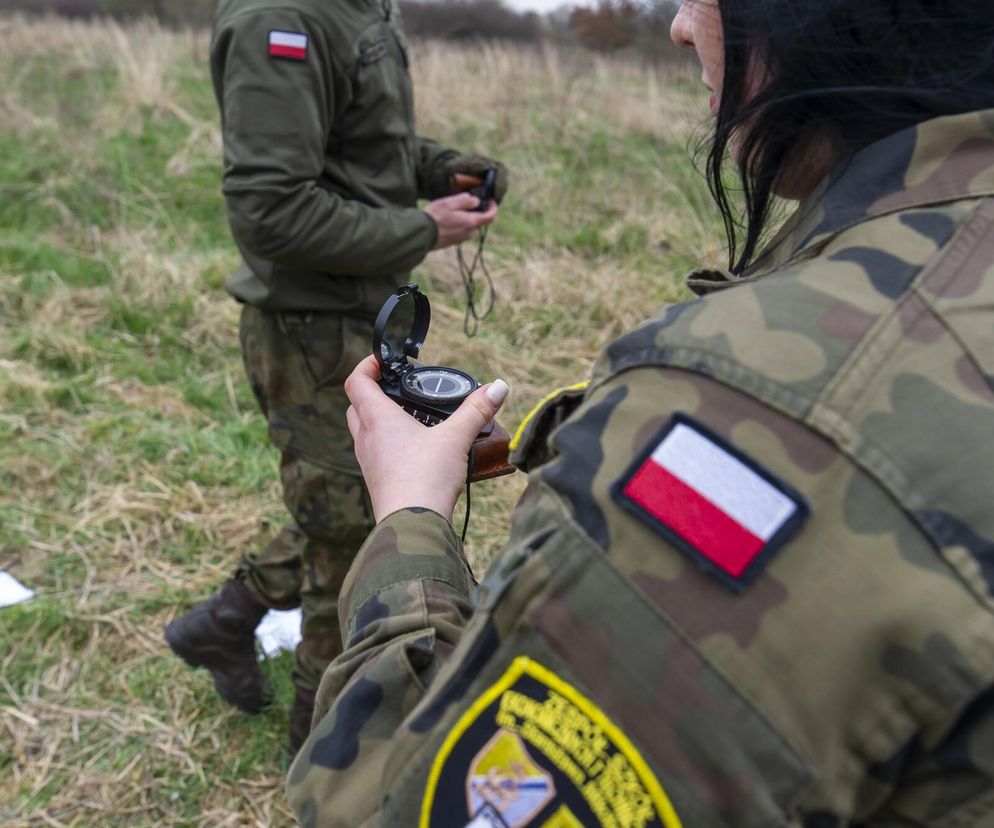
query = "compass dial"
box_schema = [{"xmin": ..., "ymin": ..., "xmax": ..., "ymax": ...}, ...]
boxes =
[{"xmin": 401, "ymin": 367, "xmax": 477, "ymax": 405}]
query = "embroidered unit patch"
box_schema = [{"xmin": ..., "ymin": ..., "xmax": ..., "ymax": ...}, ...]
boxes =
[
  {"xmin": 612, "ymin": 414, "xmax": 808, "ymax": 589},
  {"xmin": 268, "ymin": 30, "xmax": 309, "ymax": 61},
  {"xmin": 420, "ymin": 656, "xmax": 683, "ymax": 828}
]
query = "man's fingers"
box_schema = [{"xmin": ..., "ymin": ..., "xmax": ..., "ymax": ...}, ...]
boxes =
[
  {"xmin": 477, "ymin": 201, "xmax": 498, "ymax": 222},
  {"xmin": 445, "ymin": 380, "xmax": 509, "ymax": 440},
  {"xmin": 440, "ymin": 191, "xmax": 481, "ymax": 211},
  {"xmin": 458, "ymin": 203, "xmax": 496, "ymax": 237}
]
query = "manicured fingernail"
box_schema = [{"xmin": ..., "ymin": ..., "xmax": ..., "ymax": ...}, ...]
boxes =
[{"xmin": 486, "ymin": 379, "xmax": 509, "ymax": 405}]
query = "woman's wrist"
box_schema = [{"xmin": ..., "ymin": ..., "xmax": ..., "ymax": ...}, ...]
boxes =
[
  {"xmin": 373, "ymin": 493, "xmax": 456, "ymax": 525},
  {"xmin": 375, "ymin": 504, "xmax": 455, "ymax": 526}
]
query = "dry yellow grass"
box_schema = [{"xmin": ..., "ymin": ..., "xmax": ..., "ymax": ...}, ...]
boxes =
[{"xmin": 0, "ymin": 14, "xmax": 717, "ymax": 825}]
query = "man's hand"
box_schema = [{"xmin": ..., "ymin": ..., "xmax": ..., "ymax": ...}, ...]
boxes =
[
  {"xmin": 344, "ymin": 355, "xmax": 509, "ymax": 524},
  {"xmin": 424, "ymin": 192, "xmax": 497, "ymax": 250}
]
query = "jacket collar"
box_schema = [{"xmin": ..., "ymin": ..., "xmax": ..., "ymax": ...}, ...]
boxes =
[
  {"xmin": 690, "ymin": 108, "xmax": 994, "ymax": 294},
  {"xmin": 750, "ymin": 108, "xmax": 994, "ymax": 274}
]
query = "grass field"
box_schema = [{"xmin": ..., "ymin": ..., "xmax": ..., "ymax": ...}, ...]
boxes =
[{"xmin": 0, "ymin": 15, "xmax": 720, "ymax": 825}]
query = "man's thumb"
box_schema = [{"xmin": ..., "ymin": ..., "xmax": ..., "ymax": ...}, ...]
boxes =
[{"xmin": 446, "ymin": 380, "xmax": 509, "ymax": 437}]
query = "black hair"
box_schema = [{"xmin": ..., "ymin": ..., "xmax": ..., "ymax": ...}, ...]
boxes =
[{"xmin": 708, "ymin": 0, "xmax": 994, "ymax": 272}]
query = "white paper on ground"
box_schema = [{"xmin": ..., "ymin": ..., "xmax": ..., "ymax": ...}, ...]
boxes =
[
  {"xmin": 0, "ymin": 571, "xmax": 35, "ymax": 608},
  {"xmin": 255, "ymin": 607, "xmax": 303, "ymax": 659}
]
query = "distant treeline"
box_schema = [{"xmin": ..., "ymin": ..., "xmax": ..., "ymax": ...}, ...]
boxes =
[
  {"xmin": 0, "ymin": 0, "xmax": 214, "ymax": 25},
  {"xmin": 0, "ymin": 0, "xmax": 684, "ymax": 59}
]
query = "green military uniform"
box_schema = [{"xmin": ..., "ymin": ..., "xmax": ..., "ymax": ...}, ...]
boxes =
[
  {"xmin": 210, "ymin": 0, "xmax": 468, "ymax": 693},
  {"xmin": 288, "ymin": 109, "xmax": 994, "ymax": 826}
]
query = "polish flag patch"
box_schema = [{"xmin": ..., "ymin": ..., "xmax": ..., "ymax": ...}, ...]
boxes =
[
  {"xmin": 268, "ymin": 30, "xmax": 309, "ymax": 61},
  {"xmin": 612, "ymin": 415, "xmax": 808, "ymax": 590}
]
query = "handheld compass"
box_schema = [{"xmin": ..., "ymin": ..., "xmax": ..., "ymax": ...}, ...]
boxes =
[{"xmin": 372, "ymin": 284, "xmax": 482, "ymax": 426}]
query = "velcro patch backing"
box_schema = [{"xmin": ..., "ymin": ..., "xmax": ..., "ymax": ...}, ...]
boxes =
[{"xmin": 612, "ymin": 413, "xmax": 808, "ymax": 590}]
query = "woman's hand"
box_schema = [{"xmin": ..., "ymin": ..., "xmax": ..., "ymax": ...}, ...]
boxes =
[{"xmin": 344, "ymin": 354, "xmax": 509, "ymax": 524}]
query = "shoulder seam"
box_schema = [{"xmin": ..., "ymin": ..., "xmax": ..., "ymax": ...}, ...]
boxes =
[{"xmin": 816, "ymin": 199, "xmax": 988, "ymax": 423}]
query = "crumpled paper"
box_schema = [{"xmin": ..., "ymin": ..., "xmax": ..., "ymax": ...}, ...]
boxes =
[
  {"xmin": 255, "ymin": 607, "xmax": 303, "ymax": 659},
  {"xmin": 0, "ymin": 571, "xmax": 34, "ymax": 608}
]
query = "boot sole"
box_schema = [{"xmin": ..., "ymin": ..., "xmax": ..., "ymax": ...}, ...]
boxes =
[{"xmin": 164, "ymin": 623, "xmax": 271, "ymax": 715}]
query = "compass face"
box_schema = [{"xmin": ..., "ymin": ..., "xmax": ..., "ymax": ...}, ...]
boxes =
[{"xmin": 401, "ymin": 367, "xmax": 477, "ymax": 405}]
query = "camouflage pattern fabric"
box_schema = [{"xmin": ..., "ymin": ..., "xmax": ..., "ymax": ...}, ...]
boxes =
[
  {"xmin": 288, "ymin": 110, "xmax": 994, "ymax": 825},
  {"xmin": 237, "ymin": 305, "xmax": 375, "ymax": 692}
]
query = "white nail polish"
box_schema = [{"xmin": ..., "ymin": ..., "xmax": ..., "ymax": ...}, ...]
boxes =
[{"xmin": 486, "ymin": 379, "xmax": 509, "ymax": 405}]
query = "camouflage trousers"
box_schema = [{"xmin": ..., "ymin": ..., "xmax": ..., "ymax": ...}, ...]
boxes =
[{"xmin": 235, "ymin": 305, "xmax": 375, "ymax": 693}]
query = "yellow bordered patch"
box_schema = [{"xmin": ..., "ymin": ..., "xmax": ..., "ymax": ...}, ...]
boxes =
[{"xmin": 420, "ymin": 656, "xmax": 683, "ymax": 828}]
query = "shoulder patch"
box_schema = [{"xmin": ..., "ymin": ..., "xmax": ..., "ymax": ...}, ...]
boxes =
[
  {"xmin": 268, "ymin": 30, "xmax": 309, "ymax": 61},
  {"xmin": 359, "ymin": 38, "xmax": 389, "ymax": 65},
  {"xmin": 420, "ymin": 656, "xmax": 683, "ymax": 828},
  {"xmin": 612, "ymin": 414, "xmax": 808, "ymax": 590}
]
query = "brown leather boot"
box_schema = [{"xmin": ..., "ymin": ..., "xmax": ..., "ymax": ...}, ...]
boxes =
[
  {"xmin": 288, "ymin": 685, "xmax": 317, "ymax": 756},
  {"xmin": 165, "ymin": 579, "xmax": 272, "ymax": 714}
]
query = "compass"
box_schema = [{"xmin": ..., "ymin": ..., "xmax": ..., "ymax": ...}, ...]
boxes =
[
  {"xmin": 373, "ymin": 284, "xmax": 481, "ymax": 423},
  {"xmin": 401, "ymin": 367, "xmax": 478, "ymax": 405}
]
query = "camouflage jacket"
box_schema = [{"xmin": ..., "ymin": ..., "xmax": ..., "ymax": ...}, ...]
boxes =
[
  {"xmin": 212, "ymin": 0, "xmax": 455, "ymax": 315},
  {"xmin": 287, "ymin": 110, "xmax": 994, "ymax": 826}
]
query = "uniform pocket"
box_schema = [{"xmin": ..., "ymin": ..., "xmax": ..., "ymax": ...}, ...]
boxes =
[
  {"xmin": 282, "ymin": 312, "xmax": 348, "ymax": 389},
  {"xmin": 347, "ymin": 22, "xmax": 410, "ymax": 141}
]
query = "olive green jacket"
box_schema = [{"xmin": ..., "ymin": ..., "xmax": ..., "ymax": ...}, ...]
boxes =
[
  {"xmin": 288, "ymin": 110, "xmax": 994, "ymax": 826},
  {"xmin": 211, "ymin": 0, "xmax": 454, "ymax": 315}
]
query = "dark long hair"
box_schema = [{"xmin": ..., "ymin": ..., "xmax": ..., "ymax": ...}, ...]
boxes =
[{"xmin": 710, "ymin": 0, "xmax": 994, "ymax": 272}]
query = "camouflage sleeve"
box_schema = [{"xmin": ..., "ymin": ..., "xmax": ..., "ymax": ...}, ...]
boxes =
[
  {"xmin": 524, "ymin": 365, "xmax": 994, "ymax": 825},
  {"xmin": 286, "ymin": 507, "xmax": 475, "ymax": 824},
  {"xmin": 864, "ymin": 689, "xmax": 994, "ymax": 826},
  {"xmin": 212, "ymin": 10, "xmax": 437, "ymax": 278},
  {"xmin": 286, "ymin": 362, "xmax": 994, "ymax": 826}
]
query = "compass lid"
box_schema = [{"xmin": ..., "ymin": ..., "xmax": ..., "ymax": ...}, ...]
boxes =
[{"xmin": 372, "ymin": 283, "xmax": 431, "ymax": 379}]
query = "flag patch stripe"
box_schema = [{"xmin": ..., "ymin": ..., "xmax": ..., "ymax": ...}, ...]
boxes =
[
  {"xmin": 268, "ymin": 30, "xmax": 308, "ymax": 60},
  {"xmin": 611, "ymin": 414, "xmax": 809, "ymax": 589},
  {"xmin": 623, "ymin": 461, "xmax": 765, "ymax": 578},
  {"xmin": 651, "ymin": 423, "xmax": 796, "ymax": 540},
  {"xmin": 270, "ymin": 31, "xmax": 307, "ymax": 49}
]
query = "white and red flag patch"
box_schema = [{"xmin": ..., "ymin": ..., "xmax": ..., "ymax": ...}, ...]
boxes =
[
  {"xmin": 613, "ymin": 415, "xmax": 808, "ymax": 589},
  {"xmin": 268, "ymin": 30, "xmax": 309, "ymax": 61}
]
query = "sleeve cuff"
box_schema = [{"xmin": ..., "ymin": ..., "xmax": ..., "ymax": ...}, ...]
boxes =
[
  {"xmin": 339, "ymin": 507, "xmax": 472, "ymax": 625},
  {"xmin": 420, "ymin": 208, "xmax": 439, "ymax": 251}
]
